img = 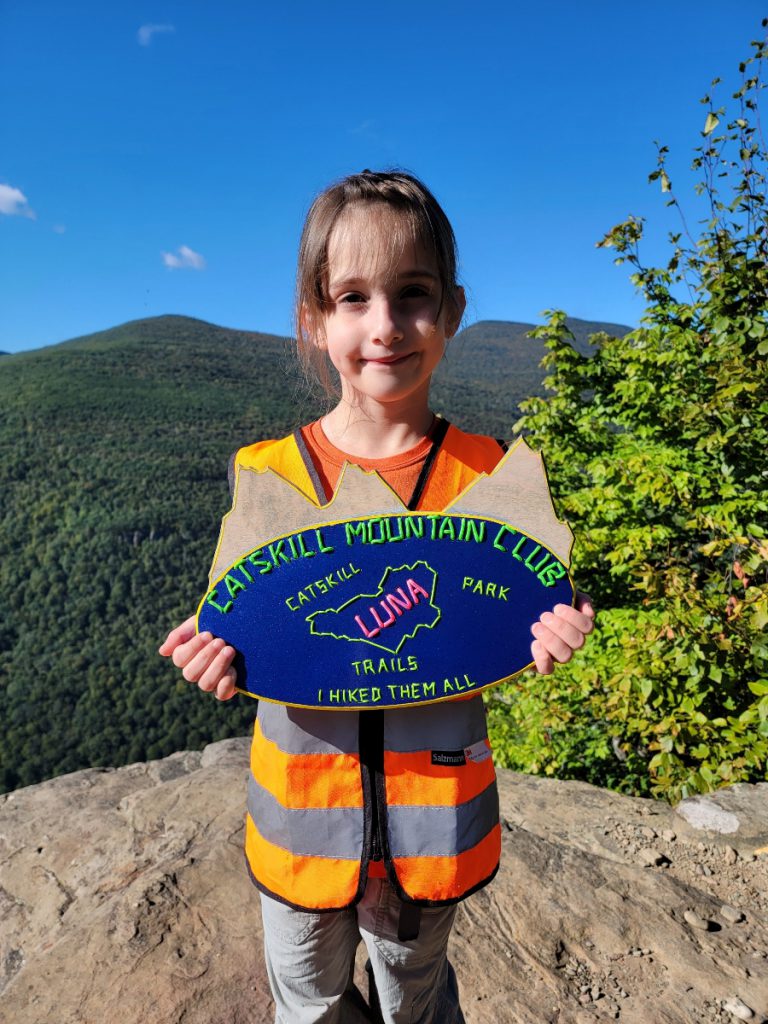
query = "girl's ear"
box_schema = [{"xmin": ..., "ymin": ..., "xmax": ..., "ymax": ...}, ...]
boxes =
[
  {"xmin": 445, "ymin": 286, "xmax": 466, "ymax": 339},
  {"xmin": 301, "ymin": 305, "xmax": 326, "ymax": 349}
]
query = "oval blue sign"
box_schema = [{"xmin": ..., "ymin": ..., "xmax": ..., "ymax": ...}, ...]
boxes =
[{"xmin": 196, "ymin": 512, "xmax": 574, "ymax": 710}]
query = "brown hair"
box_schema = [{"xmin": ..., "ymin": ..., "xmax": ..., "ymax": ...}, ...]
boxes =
[{"xmin": 295, "ymin": 169, "xmax": 461, "ymax": 396}]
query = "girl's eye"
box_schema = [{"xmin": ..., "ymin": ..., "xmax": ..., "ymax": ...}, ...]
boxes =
[
  {"xmin": 339, "ymin": 293, "xmax": 365, "ymax": 304},
  {"xmin": 401, "ymin": 285, "xmax": 430, "ymax": 299}
]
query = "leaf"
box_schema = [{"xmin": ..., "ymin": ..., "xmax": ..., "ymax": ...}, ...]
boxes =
[
  {"xmin": 704, "ymin": 112, "xmax": 720, "ymax": 136},
  {"xmin": 660, "ymin": 171, "xmax": 672, "ymax": 193}
]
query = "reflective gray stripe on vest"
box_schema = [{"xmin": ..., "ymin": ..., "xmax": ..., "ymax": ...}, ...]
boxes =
[
  {"xmin": 258, "ymin": 702, "xmax": 360, "ymax": 755},
  {"xmin": 383, "ymin": 696, "xmax": 488, "ymax": 753},
  {"xmin": 247, "ymin": 775, "xmax": 364, "ymax": 859},
  {"xmin": 387, "ymin": 781, "xmax": 499, "ymax": 858}
]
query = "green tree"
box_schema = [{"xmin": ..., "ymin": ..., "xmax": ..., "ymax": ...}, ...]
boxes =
[{"xmin": 487, "ymin": 24, "xmax": 768, "ymax": 801}]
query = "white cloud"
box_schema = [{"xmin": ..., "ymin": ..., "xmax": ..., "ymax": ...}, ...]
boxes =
[
  {"xmin": 137, "ymin": 23, "xmax": 175, "ymax": 46},
  {"xmin": 52, "ymin": 224, "xmax": 66, "ymax": 234},
  {"xmin": 162, "ymin": 245, "xmax": 206, "ymax": 270},
  {"xmin": 0, "ymin": 183, "xmax": 36, "ymax": 219}
]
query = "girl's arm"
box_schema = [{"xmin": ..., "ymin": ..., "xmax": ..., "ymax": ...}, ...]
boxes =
[
  {"xmin": 159, "ymin": 616, "xmax": 238, "ymax": 701},
  {"xmin": 530, "ymin": 592, "xmax": 594, "ymax": 675}
]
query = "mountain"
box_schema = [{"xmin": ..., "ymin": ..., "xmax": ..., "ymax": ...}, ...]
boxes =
[
  {"xmin": 0, "ymin": 313, "xmax": 631, "ymax": 792},
  {"xmin": 432, "ymin": 317, "xmax": 631, "ymax": 434}
]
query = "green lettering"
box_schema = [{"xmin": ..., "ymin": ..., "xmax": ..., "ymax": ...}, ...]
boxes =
[
  {"xmin": 386, "ymin": 517, "xmax": 404, "ymax": 542},
  {"xmin": 269, "ymin": 540, "xmax": 288, "ymax": 566},
  {"xmin": 315, "ymin": 528, "xmax": 334, "ymax": 553},
  {"xmin": 533, "ymin": 552, "xmax": 552, "ymax": 573},
  {"xmin": 465, "ymin": 519, "xmax": 485, "ymax": 543},
  {"xmin": 368, "ymin": 518, "xmax": 387, "ymax": 544},
  {"xmin": 539, "ymin": 562, "xmax": 567, "ymax": 588},
  {"xmin": 511, "ymin": 535, "xmax": 527, "ymax": 561},
  {"xmin": 296, "ymin": 533, "xmax": 315, "ymax": 558},
  {"xmin": 493, "ymin": 524, "xmax": 514, "ymax": 551},
  {"xmin": 438, "ymin": 517, "xmax": 456, "ymax": 540},
  {"xmin": 524, "ymin": 544, "xmax": 543, "ymax": 568},
  {"xmin": 247, "ymin": 551, "xmax": 272, "ymax": 575},
  {"xmin": 224, "ymin": 573, "xmax": 246, "ymax": 599},
  {"xmin": 345, "ymin": 521, "xmax": 367, "ymax": 545},
  {"xmin": 233, "ymin": 558, "xmax": 254, "ymax": 582},
  {"xmin": 404, "ymin": 517, "xmax": 424, "ymax": 539},
  {"xmin": 206, "ymin": 590, "xmax": 232, "ymax": 614}
]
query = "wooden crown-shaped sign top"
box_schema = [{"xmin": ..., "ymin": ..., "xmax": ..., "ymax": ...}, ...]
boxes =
[{"xmin": 197, "ymin": 438, "xmax": 574, "ymax": 710}]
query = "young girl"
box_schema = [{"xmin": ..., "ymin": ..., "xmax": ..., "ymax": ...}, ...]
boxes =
[{"xmin": 160, "ymin": 170, "xmax": 594, "ymax": 1024}]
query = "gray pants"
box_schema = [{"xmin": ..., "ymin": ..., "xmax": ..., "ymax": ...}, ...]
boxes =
[{"xmin": 259, "ymin": 877, "xmax": 465, "ymax": 1024}]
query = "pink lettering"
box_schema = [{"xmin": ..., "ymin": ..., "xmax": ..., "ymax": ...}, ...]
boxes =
[
  {"xmin": 355, "ymin": 614, "xmax": 380, "ymax": 639},
  {"xmin": 386, "ymin": 588, "xmax": 413, "ymax": 616},
  {"xmin": 370, "ymin": 603, "xmax": 396, "ymax": 630},
  {"xmin": 406, "ymin": 578, "xmax": 429, "ymax": 602}
]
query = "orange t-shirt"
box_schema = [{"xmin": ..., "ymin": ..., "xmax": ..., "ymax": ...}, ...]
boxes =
[
  {"xmin": 300, "ymin": 419, "xmax": 438, "ymax": 878},
  {"xmin": 300, "ymin": 418, "xmax": 437, "ymax": 507}
]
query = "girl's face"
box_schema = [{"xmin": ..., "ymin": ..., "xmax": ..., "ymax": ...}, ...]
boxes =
[{"xmin": 317, "ymin": 207, "xmax": 464, "ymax": 413}]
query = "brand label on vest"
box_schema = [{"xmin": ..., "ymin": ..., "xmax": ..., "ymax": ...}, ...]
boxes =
[
  {"xmin": 464, "ymin": 740, "xmax": 492, "ymax": 764},
  {"xmin": 431, "ymin": 749, "xmax": 467, "ymax": 766}
]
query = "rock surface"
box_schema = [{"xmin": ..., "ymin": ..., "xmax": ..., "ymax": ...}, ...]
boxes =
[{"xmin": 1, "ymin": 739, "xmax": 766, "ymax": 1024}]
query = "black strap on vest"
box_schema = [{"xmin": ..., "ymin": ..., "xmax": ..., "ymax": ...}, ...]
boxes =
[
  {"xmin": 406, "ymin": 416, "xmax": 450, "ymax": 511},
  {"xmin": 293, "ymin": 428, "xmax": 331, "ymax": 504}
]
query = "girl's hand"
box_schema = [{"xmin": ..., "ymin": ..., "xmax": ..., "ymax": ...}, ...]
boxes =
[
  {"xmin": 159, "ymin": 615, "xmax": 238, "ymax": 701},
  {"xmin": 530, "ymin": 592, "xmax": 595, "ymax": 675}
]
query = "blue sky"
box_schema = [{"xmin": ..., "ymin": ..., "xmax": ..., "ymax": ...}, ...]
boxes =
[{"xmin": 1, "ymin": 2, "xmax": 764, "ymax": 353}]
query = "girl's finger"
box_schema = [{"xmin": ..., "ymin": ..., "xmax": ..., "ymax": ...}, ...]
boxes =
[
  {"xmin": 551, "ymin": 603, "xmax": 595, "ymax": 636},
  {"xmin": 197, "ymin": 645, "xmax": 236, "ymax": 693},
  {"xmin": 180, "ymin": 636, "xmax": 224, "ymax": 681},
  {"xmin": 539, "ymin": 610, "xmax": 587, "ymax": 652},
  {"xmin": 215, "ymin": 668, "xmax": 238, "ymax": 701},
  {"xmin": 531, "ymin": 638, "xmax": 554, "ymax": 675},
  {"xmin": 159, "ymin": 615, "xmax": 197, "ymax": 656},
  {"xmin": 530, "ymin": 622, "xmax": 574, "ymax": 665},
  {"xmin": 170, "ymin": 631, "xmax": 212, "ymax": 669}
]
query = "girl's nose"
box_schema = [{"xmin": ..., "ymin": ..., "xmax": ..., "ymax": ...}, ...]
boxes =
[{"xmin": 371, "ymin": 297, "xmax": 403, "ymax": 346}]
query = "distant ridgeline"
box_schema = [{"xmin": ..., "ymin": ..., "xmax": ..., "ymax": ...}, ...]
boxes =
[{"xmin": 0, "ymin": 314, "xmax": 629, "ymax": 791}]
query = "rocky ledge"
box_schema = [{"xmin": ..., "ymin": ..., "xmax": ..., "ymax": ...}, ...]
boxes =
[{"xmin": 1, "ymin": 738, "xmax": 766, "ymax": 1024}]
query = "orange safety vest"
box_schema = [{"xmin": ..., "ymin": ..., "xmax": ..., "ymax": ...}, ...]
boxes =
[{"xmin": 235, "ymin": 420, "xmax": 505, "ymax": 910}]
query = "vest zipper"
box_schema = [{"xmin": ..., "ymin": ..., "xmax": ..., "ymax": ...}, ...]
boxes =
[{"xmin": 359, "ymin": 710, "xmax": 385, "ymax": 864}]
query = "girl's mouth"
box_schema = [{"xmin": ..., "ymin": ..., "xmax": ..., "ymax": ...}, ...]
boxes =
[{"xmin": 365, "ymin": 353, "xmax": 414, "ymax": 365}]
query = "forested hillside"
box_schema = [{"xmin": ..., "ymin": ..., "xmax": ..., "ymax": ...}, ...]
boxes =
[{"xmin": 0, "ymin": 313, "xmax": 626, "ymax": 791}]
